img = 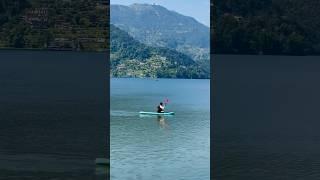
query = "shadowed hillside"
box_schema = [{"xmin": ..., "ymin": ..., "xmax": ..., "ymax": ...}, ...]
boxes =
[
  {"xmin": 213, "ymin": 0, "xmax": 320, "ymax": 55},
  {"xmin": 0, "ymin": 0, "xmax": 108, "ymax": 51}
]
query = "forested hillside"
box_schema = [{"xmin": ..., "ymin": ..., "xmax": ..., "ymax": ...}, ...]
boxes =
[
  {"xmin": 111, "ymin": 24, "xmax": 208, "ymax": 79},
  {"xmin": 111, "ymin": 4, "xmax": 210, "ymax": 71},
  {"xmin": 0, "ymin": 0, "xmax": 108, "ymax": 51},
  {"xmin": 213, "ymin": 0, "xmax": 320, "ymax": 55}
]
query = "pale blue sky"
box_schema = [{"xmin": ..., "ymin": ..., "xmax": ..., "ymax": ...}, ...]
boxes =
[{"xmin": 110, "ymin": 0, "xmax": 210, "ymax": 27}]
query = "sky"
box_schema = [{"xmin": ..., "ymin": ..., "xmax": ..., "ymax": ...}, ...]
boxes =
[{"xmin": 110, "ymin": 0, "xmax": 210, "ymax": 27}]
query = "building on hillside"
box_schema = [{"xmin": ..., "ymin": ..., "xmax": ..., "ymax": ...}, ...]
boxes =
[{"xmin": 22, "ymin": 8, "xmax": 48, "ymax": 29}]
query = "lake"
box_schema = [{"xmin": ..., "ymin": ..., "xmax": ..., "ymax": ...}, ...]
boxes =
[
  {"xmin": 0, "ymin": 51, "xmax": 108, "ymax": 179},
  {"xmin": 110, "ymin": 78, "xmax": 210, "ymax": 180},
  {"xmin": 213, "ymin": 55, "xmax": 320, "ymax": 179}
]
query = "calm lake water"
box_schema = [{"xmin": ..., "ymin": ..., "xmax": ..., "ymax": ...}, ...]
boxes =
[
  {"xmin": 0, "ymin": 51, "xmax": 108, "ymax": 179},
  {"xmin": 213, "ymin": 55, "xmax": 320, "ymax": 180},
  {"xmin": 111, "ymin": 78, "xmax": 210, "ymax": 180}
]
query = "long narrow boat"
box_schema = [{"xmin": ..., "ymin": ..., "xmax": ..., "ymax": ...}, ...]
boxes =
[{"xmin": 139, "ymin": 111, "xmax": 175, "ymax": 115}]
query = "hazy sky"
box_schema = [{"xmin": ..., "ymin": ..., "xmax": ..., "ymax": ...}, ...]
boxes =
[{"xmin": 110, "ymin": 0, "xmax": 210, "ymax": 27}]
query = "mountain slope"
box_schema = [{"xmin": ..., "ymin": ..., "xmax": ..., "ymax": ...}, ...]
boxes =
[
  {"xmin": 0, "ymin": 0, "xmax": 108, "ymax": 51},
  {"xmin": 111, "ymin": 24, "xmax": 208, "ymax": 79},
  {"xmin": 213, "ymin": 0, "xmax": 320, "ymax": 55},
  {"xmin": 111, "ymin": 3, "xmax": 210, "ymax": 71}
]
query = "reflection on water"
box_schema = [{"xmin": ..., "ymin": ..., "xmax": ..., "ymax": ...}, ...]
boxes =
[
  {"xmin": 95, "ymin": 165, "xmax": 109, "ymax": 176},
  {"xmin": 157, "ymin": 115, "xmax": 169, "ymax": 129}
]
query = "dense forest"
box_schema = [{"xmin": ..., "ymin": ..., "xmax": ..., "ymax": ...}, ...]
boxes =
[
  {"xmin": 111, "ymin": 24, "xmax": 208, "ymax": 79},
  {"xmin": 0, "ymin": 0, "xmax": 108, "ymax": 51},
  {"xmin": 213, "ymin": 0, "xmax": 320, "ymax": 55},
  {"xmin": 0, "ymin": 0, "xmax": 30, "ymax": 48}
]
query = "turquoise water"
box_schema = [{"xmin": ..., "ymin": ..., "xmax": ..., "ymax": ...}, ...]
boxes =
[{"xmin": 111, "ymin": 78, "xmax": 210, "ymax": 180}]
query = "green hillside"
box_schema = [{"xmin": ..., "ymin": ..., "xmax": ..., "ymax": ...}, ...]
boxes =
[
  {"xmin": 111, "ymin": 24, "xmax": 208, "ymax": 79},
  {"xmin": 111, "ymin": 4, "xmax": 210, "ymax": 72},
  {"xmin": 0, "ymin": 0, "xmax": 108, "ymax": 51},
  {"xmin": 213, "ymin": 0, "xmax": 320, "ymax": 55}
]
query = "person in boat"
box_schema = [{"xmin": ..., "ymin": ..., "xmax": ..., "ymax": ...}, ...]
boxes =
[{"xmin": 157, "ymin": 102, "xmax": 165, "ymax": 113}]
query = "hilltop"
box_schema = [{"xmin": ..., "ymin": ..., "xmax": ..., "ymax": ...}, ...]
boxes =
[{"xmin": 111, "ymin": 4, "xmax": 210, "ymax": 71}]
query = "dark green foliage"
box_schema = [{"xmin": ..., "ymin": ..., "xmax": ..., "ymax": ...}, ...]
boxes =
[
  {"xmin": 0, "ymin": 0, "xmax": 108, "ymax": 51},
  {"xmin": 214, "ymin": 0, "xmax": 320, "ymax": 55},
  {"xmin": 0, "ymin": 0, "xmax": 30, "ymax": 17},
  {"xmin": 10, "ymin": 24, "xmax": 27, "ymax": 48},
  {"xmin": 111, "ymin": 24, "xmax": 208, "ymax": 79},
  {"xmin": 0, "ymin": 0, "xmax": 30, "ymax": 28}
]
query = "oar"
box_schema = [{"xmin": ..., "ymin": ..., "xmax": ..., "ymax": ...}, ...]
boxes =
[
  {"xmin": 164, "ymin": 98, "xmax": 170, "ymax": 108},
  {"xmin": 160, "ymin": 98, "xmax": 169, "ymax": 113},
  {"xmin": 164, "ymin": 98, "xmax": 169, "ymax": 105}
]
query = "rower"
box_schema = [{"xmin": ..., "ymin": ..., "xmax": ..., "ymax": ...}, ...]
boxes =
[{"xmin": 157, "ymin": 102, "xmax": 165, "ymax": 113}]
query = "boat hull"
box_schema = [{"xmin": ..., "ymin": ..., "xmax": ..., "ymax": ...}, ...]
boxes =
[{"xmin": 139, "ymin": 111, "xmax": 175, "ymax": 115}]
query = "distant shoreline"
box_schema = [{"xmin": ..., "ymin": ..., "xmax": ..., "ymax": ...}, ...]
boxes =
[
  {"xmin": 110, "ymin": 77, "xmax": 210, "ymax": 80},
  {"xmin": 0, "ymin": 47, "xmax": 108, "ymax": 53},
  {"xmin": 212, "ymin": 53, "xmax": 320, "ymax": 56},
  {"xmin": 3, "ymin": 48, "xmax": 318, "ymax": 57}
]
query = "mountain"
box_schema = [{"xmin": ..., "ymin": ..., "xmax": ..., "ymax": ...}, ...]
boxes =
[
  {"xmin": 213, "ymin": 0, "xmax": 320, "ymax": 55},
  {"xmin": 110, "ymin": 4, "xmax": 210, "ymax": 71},
  {"xmin": 111, "ymin": 24, "xmax": 208, "ymax": 79}
]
